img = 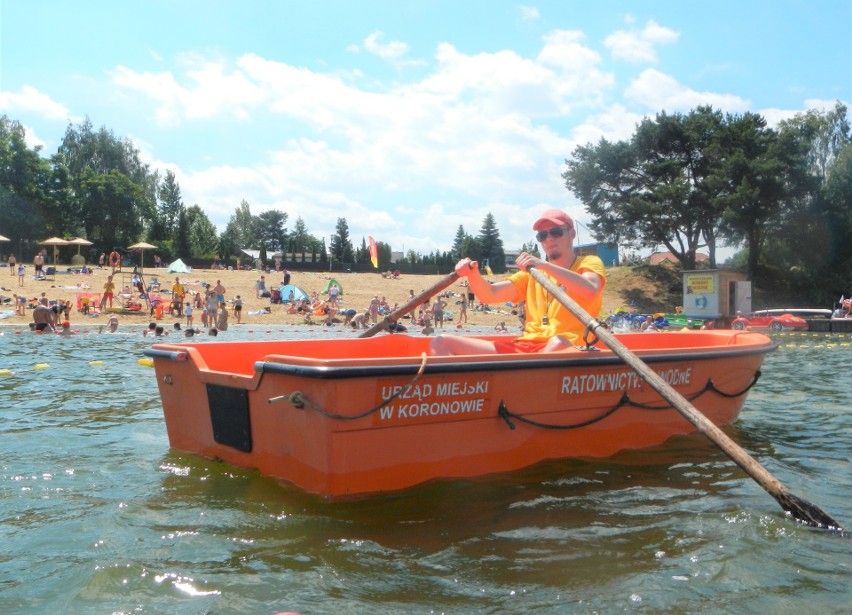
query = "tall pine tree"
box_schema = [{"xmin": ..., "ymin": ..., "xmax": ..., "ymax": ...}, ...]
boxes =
[{"xmin": 477, "ymin": 213, "xmax": 506, "ymax": 273}]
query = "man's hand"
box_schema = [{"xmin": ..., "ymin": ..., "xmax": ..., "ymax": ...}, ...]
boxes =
[
  {"xmin": 454, "ymin": 258, "xmax": 478, "ymax": 277},
  {"xmin": 514, "ymin": 252, "xmax": 543, "ymax": 272}
]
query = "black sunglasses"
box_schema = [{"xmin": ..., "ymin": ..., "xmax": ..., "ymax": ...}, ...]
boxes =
[{"xmin": 536, "ymin": 226, "xmax": 570, "ymax": 242}]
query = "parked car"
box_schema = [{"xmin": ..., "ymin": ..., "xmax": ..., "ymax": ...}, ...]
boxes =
[
  {"xmin": 750, "ymin": 308, "xmax": 832, "ymax": 319},
  {"xmin": 731, "ymin": 310, "xmax": 810, "ymax": 332}
]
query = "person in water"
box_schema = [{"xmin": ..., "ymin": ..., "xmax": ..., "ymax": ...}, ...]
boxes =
[
  {"xmin": 32, "ymin": 303, "xmax": 58, "ymax": 332},
  {"xmin": 431, "ymin": 208, "xmax": 606, "ymax": 355}
]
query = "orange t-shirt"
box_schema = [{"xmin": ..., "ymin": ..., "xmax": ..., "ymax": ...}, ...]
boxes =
[{"xmin": 508, "ymin": 254, "xmax": 606, "ymax": 343}]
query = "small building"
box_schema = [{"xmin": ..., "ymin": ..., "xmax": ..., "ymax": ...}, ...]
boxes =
[
  {"xmin": 682, "ymin": 269, "xmax": 750, "ymax": 320},
  {"xmin": 576, "ymin": 242, "xmax": 619, "ymax": 267}
]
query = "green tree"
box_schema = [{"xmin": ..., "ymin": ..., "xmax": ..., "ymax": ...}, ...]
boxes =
[
  {"xmin": 217, "ymin": 224, "xmax": 239, "ymax": 261},
  {"xmin": 157, "ymin": 170, "xmax": 184, "ymax": 240},
  {"xmin": 820, "ymin": 144, "xmax": 852, "ymax": 291},
  {"xmin": 766, "ymin": 104, "xmax": 852, "ymax": 298},
  {"xmin": 564, "ymin": 107, "xmax": 726, "ymax": 270},
  {"xmin": 520, "ymin": 241, "xmax": 541, "ymax": 257},
  {"xmin": 76, "ymin": 169, "xmax": 147, "ymax": 248},
  {"xmin": 56, "ymin": 118, "xmax": 157, "ymax": 247},
  {"xmin": 290, "ymin": 216, "xmax": 311, "ymax": 254},
  {"xmin": 355, "ymin": 236, "xmax": 369, "ymax": 264},
  {"xmin": 718, "ymin": 112, "xmax": 815, "ymax": 279},
  {"xmin": 185, "ymin": 205, "xmax": 219, "ymax": 258},
  {"xmin": 174, "ymin": 207, "xmax": 191, "ymax": 258},
  {"xmin": 330, "ymin": 218, "xmax": 354, "ymax": 263},
  {"xmin": 459, "ymin": 236, "xmax": 482, "ymax": 263},
  {"xmin": 0, "ymin": 117, "xmax": 55, "ymax": 245},
  {"xmin": 451, "ymin": 225, "xmax": 468, "ymax": 260},
  {"xmin": 477, "ymin": 213, "xmax": 506, "ymax": 272},
  {"xmin": 225, "ymin": 200, "xmax": 259, "ymax": 249},
  {"xmin": 376, "ymin": 240, "xmax": 392, "ymax": 268},
  {"xmin": 778, "ymin": 101, "xmax": 851, "ymax": 179},
  {"xmin": 257, "ymin": 209, "xmax": 288, "ymax": 252}
]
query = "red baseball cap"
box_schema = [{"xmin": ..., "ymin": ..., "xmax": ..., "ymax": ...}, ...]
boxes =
[{"xmin": 533, "ymin": 208, "xmax": 574, "ymax": 231}]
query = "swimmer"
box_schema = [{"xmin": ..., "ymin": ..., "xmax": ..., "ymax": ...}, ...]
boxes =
[
  {"xmin": 107, "ymin": 316, "xmax": 119, "ymax": 333},
  {"xmin": 32, "ymin": 303, "xmax": 58, "ymax": 332}
]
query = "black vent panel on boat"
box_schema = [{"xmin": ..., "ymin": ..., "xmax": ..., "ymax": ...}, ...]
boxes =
[{"xmin": 206, "ymin": 384, "xmax": 252, "ymax": 452}]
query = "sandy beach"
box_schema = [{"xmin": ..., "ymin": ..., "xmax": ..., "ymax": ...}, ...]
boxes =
[{"xmin": 0, "ymin": 265, "xmax": 524, "ymax": 331}]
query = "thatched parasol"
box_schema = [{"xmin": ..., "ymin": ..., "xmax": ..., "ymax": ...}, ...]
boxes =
[
  {"xmin": 39, "ymin": 236, "xmax": 69, "ymax": 267},
  {"xmin": 67, "ymin": 237, "xmax": 94, "ymax": 255},
  {"xmin": 127, "ymin": 242, "xmax": 157, "ymax": 273}
]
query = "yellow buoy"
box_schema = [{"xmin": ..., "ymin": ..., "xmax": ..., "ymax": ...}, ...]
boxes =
[
  {"xmin": 138, "ymin": 358, "xmax": 154, "ymax": 367},
  {"xmin": 34, "ymin": 363, "xmax": 50, "ymax": 370},
  {"xmin": 0, "ymin": 369, "xmax": 13, "ymax": 377},
  {"xmin": 88, "ymin": 360, "xmax": 105, "ymax": 366}
]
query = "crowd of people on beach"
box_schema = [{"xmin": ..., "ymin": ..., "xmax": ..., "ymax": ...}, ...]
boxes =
[
  {"xmin": 1, "ymin": 258, "xmax": 461, "ymax": 338},
  {"xmin": 2, "ymin": 244, "xmax": 518, "ymax": 340}
]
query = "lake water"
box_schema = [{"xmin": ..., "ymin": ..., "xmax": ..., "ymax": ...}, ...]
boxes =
[{"xmin": 1, "ymin": 325, "xmax": 850, "ymax": 614}]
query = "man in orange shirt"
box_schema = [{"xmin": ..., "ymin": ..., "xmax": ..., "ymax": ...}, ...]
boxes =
[{"xmin": 431, "ymin": 209, "xmax": 606, "ymax": 355}]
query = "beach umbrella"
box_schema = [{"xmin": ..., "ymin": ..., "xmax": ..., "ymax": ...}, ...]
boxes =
[
  {"xmin": 66, "ymin": 237, "xmax": 93, "ymax": 255},
  {"xmin": 39, "ymin": 236, "xmax": 69, "ymax": 266},
  {"xmin": 127, "ymin": 241, "xmax": 157, "ymax": 273}
]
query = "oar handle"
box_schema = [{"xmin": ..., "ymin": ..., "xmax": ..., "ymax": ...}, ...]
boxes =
[
  {"xmin": 528, "ymin": 266, "xmax": 844, "ymax": 531},
  {"xmin": 359, "ymin": 271, "xmax": 461, "ymax": 338}
]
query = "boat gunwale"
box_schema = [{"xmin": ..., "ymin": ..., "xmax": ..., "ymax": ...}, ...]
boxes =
[{"xmin": 252, "ymin": 340, "xmax": 777, "ymax": 380}]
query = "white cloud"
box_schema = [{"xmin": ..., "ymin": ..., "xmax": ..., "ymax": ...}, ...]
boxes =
[
  {"xmin": 604, "ymin": 19, "xmax": 679, "ymax": 63},
  {"xmin": 759, "ymin": 99, "xmax": 848, "ymax": 128},
  {"xmin": 0, "ymin": 85, "xmax": 72, "ymax": 121},
  {"xmin": 416, "ymin": 34, "xmax": 614, "ymax": 117},
  {"xmin": 109, "ymin": 34, "xmax": 621, "ymax": 249},
  {"xmin": 20, "ymin": 123, "xmax": 48, "ymax": 151},
  {"xmin": 520, "ymin": 5, "xmax": 540, "ymax": 20},
  {"xmin": 363, "ymin": 31, "xmax": 410, "ymax": 62},
  {"xmin": 625, "ymin": 69, "xmax": 750, "ymax": 112},
  {"xmin": 101, "ymin": 26, "xmax": 788, "ymax": 252},
  {"xmin": 567, "ymin": 104, "xmax": 646, "ymax": 148},
  {"xmin": 111, "ymin": 54, "xmax": 266, "ymax": 125}
]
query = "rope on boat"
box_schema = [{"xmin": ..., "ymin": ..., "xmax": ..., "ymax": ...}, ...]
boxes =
[
  {"xmin": 498, "ymin": 370, "xmax": 762, "ymax": 431},
  {"xmin": 267, "ymin": 352, "xmax": 430, "ymax": 420}
]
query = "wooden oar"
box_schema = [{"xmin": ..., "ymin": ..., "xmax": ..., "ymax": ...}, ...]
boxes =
[
  {"xmin": 528, "ymin": 266, "xmax": 844, "ymax": 531},
  {"xmin": 359, "ymin": 271, "xmax": 460, "ymax": 338}
]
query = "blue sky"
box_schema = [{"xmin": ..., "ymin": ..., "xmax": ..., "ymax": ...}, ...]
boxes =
[{"xmin": 1, "ymin": 1, "xmax": 849, "ymax": 256}]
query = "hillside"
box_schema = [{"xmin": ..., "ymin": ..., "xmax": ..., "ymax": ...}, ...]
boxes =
[{"xmin": 601, "ymin": 264, "xmax": 683, "ymax": 314}]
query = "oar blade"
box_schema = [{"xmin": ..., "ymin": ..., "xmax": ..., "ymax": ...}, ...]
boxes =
[{"xmin": 776, "ymin": 491, "xmax": 846, "ymax": 532}]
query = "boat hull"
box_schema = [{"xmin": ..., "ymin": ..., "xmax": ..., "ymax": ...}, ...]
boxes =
[{"xmin": 145, "ymin": 331, "xmax": 775, "ymax": 497}]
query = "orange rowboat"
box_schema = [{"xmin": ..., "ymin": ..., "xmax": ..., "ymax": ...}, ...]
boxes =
[{"xmin": 145, "ymin": 330, "xmax": 775, "ymax": 498}]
